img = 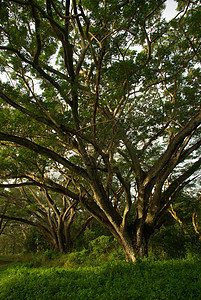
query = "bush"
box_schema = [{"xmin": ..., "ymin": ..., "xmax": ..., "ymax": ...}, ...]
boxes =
[
  {"xmin": 64, "ymin": 249, "xmax": 89, "ymax": 267},
  {"xmin": 63, "ymin": 236, "xmax": 125, "ymax": 267},
  {"xmin": 89, "ymin": 235, "xmax": 113, "ymax": 254}
]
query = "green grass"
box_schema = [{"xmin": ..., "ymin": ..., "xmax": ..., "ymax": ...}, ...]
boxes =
[{"xmin": 0, "ymin": 256, "xmax": 200, "ymax": 300}]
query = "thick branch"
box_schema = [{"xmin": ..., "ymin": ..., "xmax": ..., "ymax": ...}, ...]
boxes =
[
  {"xmin": 0, "ymin": 132, "xmax": 88, "ymax": 178},
  {"xmin": 0, "ymin": 90, "xmax": 66, "ymax": 136},
  {"xmin": 0, "ymin": 175, "xmax": 80, "ymax": 200},
  {"xmin": 31, "ymin": 4, "xmax": 42, "ymax": 64},
  {"xmin": 0, "ymin": 214, "xmax": 44, "ymax": 229},
  {"xmin": 0, "ymin": 46, "xmax": 71, "ymax": 105}
]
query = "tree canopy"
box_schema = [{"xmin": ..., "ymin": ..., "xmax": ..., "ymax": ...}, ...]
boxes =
[{"xmin": 0, "ymin": 0, "xmax": 200, "ymax": 261}]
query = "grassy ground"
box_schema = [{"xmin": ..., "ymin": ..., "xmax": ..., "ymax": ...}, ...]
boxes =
[
  {"xmin": 0, "ymin": 252, "xmax": 200, "ymax": 300},
  {"xmin": 0, "ymin": 255, "xmax": 15, "ymax": 267},
  {"xmin": 0, "ymin": 254, "xmax": 32, "ymax": 267}
]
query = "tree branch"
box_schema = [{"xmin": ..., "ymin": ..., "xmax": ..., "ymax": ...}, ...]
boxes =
[{"xmin": 0, "ymin": 132, "xmax": 88, "ymax": 178}]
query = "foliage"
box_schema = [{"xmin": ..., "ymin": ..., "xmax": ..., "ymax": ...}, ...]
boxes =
[{"xmin": 149, "ymin": 191, "xmax": 201, "ymax": 259}]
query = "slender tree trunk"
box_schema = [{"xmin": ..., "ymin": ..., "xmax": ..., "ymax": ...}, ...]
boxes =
[
  {"xmin": 57, "ymin": 218, "xmax": 66, "ymax": 253},
  {"xmin": 12, "ymin": 236, "xmax": 16, "ymax": 255},
  {"xmin": 64, "ymin": 228, "xmax": 73, "ymax": 253}
]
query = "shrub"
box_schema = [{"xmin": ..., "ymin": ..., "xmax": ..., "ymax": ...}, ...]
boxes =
[
  {"xmin": 185, "ymin": 238, "xmax": 201, "ymax": 260},
  {"xmin": 64, "ymin": 249, "xmax": 89, "ymax": 267},
  {"xmin": 89, "ymin": 235, "xmax": 113, "ymax": 254}
]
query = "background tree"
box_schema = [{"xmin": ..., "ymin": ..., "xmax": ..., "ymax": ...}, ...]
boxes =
[
  {"xmin": 0, "ymin": 218, "xmax": 26, "ymax": 255},
  {"xmin": 0, "ymin": 182, "xmax": 93, "ymax": 253},
  {"xmin": 0, "ymin": 0, "xmax": 200, "ymax": 261}
]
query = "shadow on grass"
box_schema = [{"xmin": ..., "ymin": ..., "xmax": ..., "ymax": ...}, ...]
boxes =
[
  {"xmin": 0, "ymin": 256, "xmax": 15, "ymax": 268},
  {"xmin": 0, "ymin": 259, "xmax": 200, "ymax": 300}
]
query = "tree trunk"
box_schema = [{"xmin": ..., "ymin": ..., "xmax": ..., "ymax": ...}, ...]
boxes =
[
  {"xmin": 64, "ymin": 229, "xmax": 73, "ymax": 253},
  {"xmin": 111, "ymin": 221, "xmax": 153, "ymax": 262}
]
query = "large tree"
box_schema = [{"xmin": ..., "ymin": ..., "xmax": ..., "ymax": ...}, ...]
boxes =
[{"xmin": 0, "ymin": 0, "xmax": 200, "ymax": 261}]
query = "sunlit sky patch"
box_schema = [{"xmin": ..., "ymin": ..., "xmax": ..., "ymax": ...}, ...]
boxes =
[{"xmin": 164, "ymin": 0, "xmax": 178, "ymax": 21}]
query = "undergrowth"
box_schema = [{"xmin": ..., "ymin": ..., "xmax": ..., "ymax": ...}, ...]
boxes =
[
  {"xmin": 0, "ymin": 236, "xmax": 200, "ymax": 299},
  {"xmin": 0, "ymin": 254, "xmax": 200, "ymax": 299}
]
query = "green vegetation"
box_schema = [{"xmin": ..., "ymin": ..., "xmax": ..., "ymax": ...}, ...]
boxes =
[
  {"xmin": 0, "ymin": 252, "xmax": 200, "ymax": 300},
  {"xmin": 1, "ymin": 236, "xmax": 201, "ymax": 299}
]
